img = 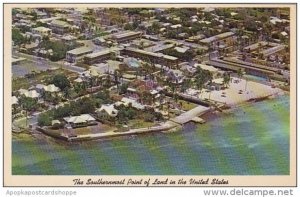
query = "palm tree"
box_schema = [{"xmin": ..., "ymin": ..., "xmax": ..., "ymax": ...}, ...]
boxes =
[
  {"xmin": 237, "ymin": 68, "xmax": 244, "ymax": 82},
  {"xmin": 223, "ymin": 72, "xmax": 231, "ymax": 88},
  {"xmin": 21, "ymin": 97, "xmax": 36, "ymax": 127},
  {"xmin": 104, "ymin": 74, "xmax": 112, "ymax": 88}
]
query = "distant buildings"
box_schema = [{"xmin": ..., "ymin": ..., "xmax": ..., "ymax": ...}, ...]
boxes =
[
  {"xmin": 49, "ymin": 20, "xmax": 70, "ymax": 35},
  {"xmin": 66, "ymin": 47, "xmax": 93, "ymax": 63},
  {"xmin": 121, "ymin": 47, "xmax": 178, "ymax": 68},
  {"xmin": 84, "ymin": 50, "xmax": 114, "ymax": 65},
  {"xmin": 199, "ymin": 31, "xmax": 235, "ymax": 51},
  {"xmin": 32, "ymin": 26, "xmax": 52, "ymax": 37},
  {"xmin": 111, "ymin": 31, "xmax": 143, "ymax": 43}
]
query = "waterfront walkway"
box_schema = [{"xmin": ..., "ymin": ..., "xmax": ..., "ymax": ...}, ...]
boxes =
[
  {"xmin": 67, "ymin": 105, "xmax": 211, "ymax": 141},
  {"xmin": 68, "ymin": 121, "xmax": 178, "ymax": 141}
]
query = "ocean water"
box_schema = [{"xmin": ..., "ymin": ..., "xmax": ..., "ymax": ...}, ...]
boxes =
[{"xmin": 12, "ymin": 95, "xmax": 290, "ymax": 175}]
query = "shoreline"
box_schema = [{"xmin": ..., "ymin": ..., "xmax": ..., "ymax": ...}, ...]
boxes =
[{"xmin": 32, "ymin": 89, "xmax": 286, "ymax": 142}]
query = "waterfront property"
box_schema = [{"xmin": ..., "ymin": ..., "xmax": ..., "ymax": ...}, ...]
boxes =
[
  {"xmin": 10, "ymin": 6, "xmax": 292, "ymax": 177},
  {"xmin": 63, "ymin": 114, "xmax": 97, "ymax": 128}
]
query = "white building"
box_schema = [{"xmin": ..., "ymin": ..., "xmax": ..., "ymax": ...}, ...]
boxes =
[{"xmin": 32, "ymin": 26, "xmax": 52, "ymax": 37}]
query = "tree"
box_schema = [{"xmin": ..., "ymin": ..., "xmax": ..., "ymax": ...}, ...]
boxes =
[
  {"xmin": 78, "ymin": 97, "xmax": 96, "ymax": 114},
  {"xmin": 20, "ymin": 97, "xmax": 37, "ymax": 127},
  {"xmin": 165, "ymin": 30, "xmax": 177, "ymax": 39},
  {"xmin": 12, "ymin": 28, "xmax": 26, "ymax": 47},
  {"xmin": 181, "ymin": 78, "xmax": 192, "ymax": 93},
  {"xmin": 223, "ymin": 72, "xmax": 231, "ymax": 88},
  {"xmin": 150, "ymin": 21, "xmax": 161, "ymax": 34},
  {"xmin": 193, "ymin": 67, "xmax": 213, "ymax": 96},
  {"xmin": 124, "ymin": 23, "xmax": 135, "ymax": 30},
  {"xmin": 237, "ymin": 68, "xmax": 244, "ymax": 81},
  {"xmin": 119, "ymin": 83, "xmax": 128, "ymax": 95},
  {"xmin": 37, "ymin": 113, "xmax": 52, "ymax": 127},
  {"xmin": 51, "ymin": 74, "xmax": 71, "ymax": 91}
]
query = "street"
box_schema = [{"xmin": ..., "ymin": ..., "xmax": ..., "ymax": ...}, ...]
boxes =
[{"xmin": 13, "ymin": 52, "xmax": 86, "ymax": 75}]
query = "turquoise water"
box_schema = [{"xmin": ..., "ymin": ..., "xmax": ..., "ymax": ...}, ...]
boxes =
[{"xmin": 12, "ymin": 95, "xmax": 290, "ymax": 175}]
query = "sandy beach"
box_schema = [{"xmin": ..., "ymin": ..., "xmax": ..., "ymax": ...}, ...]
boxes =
[{"xmin": 200, "ymin": 77, "xmax": 284, "ymax": 106}]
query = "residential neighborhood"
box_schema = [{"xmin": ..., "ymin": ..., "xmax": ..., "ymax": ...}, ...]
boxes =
[{"xmin": 12, "ymin": 7, "xmax": 290, "ymax": 141}]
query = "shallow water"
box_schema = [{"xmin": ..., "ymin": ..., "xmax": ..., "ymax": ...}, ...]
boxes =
[{"xmin": 12, "ymin": 95, "xmax": 290, "ymax": 175}]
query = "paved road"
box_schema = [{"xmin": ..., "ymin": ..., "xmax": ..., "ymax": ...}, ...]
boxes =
[
  {"xmin": 13, "ymin": 52, "xmax": 86, "ymax": 74},
  {"xmin": 68, "ymin": 121, "xmax": 178, "ymax": 141}
]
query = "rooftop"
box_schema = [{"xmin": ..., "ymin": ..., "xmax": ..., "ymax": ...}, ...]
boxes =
[
  {"xmin": 113, "ymin": 31, "xmax": 142, "ymax": 39},
  {"xmin": 85, "ymin": 50, "xmax": 112, "ymax": 59},
  {"xmin": 200, "ymin": 32, "xmax": 235, "ymax": 43},
  {"xmin": 67, "ymin": 47, "xmax": 93, "ymax": 55},
  {"xmin": 50, "ymin": 20, "xmax": 70, "ymax": 27},
  {"xmin": 32, "ymin": 26, "xmax": 52, "ymax": 32},
  {"xmin": 96, "ymin": 104, "xmax": 118, "ymax": 117},
  {"xmin": 64, "ymin": 114, "xmax": 95, "ymax": 124}
]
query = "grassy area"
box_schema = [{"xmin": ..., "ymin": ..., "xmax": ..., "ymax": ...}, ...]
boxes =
[
  {"xmin": 73, "ymin": 127, "xmax": 92, "ymax": 135},
  {"xmin": 47, "ymin": 124, "xmax": 116, "ymax": 136},
  {"xmin": 46, "ymin": 129, "xmax": 63, "ymax": 136},
  {"xmin": 12, "ymin": 68, "xmax": 77, "ymax": 91},
  {"xmin": 14, "ymin": 117, "xmax": 28, "ymax": 128},
  {"xmin": 178, "ymin": 100, "xmax": 198, "ymax": 111},
  {"xmin": 128, "ymin": 119, "xmax": 156, "ymax": 129}
]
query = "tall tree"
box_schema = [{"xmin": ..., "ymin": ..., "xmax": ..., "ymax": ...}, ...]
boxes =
[{"xmin": 51, "ymin": 74, "xmax": 71, "ymax": 91}]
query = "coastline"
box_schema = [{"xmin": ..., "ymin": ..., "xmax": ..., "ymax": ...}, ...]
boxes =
[
  {"xmin": 32, "ymin": 87, "xmax": 286, "ymax": 142},
  {"xmin": 12, "ymin": 92, "xmax": 290, "ymax": 175}
]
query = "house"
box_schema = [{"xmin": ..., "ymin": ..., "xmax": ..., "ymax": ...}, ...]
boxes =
[
  {"xmin": 43, "ymin": 84, "xmax": 60, "ymax": 93},
  {"xmin": 12, "ymin": 96, "xmax": 18, "ymax": 106},
  {"xmin": 63, "ymin": 114, "xmax": 96, "ymax": 128},
  {"xmin": 32, "ymin": 26, "xmax": 52, "ymax": 37},
  {"xmin": 180, "ymin": 63, "xmax": 196, "ymax": 75},
  {"xmin": 61, "ymin": 35, "xmax": 77, "ymax": 45},
  {"xmin": 170, "ymin": 24, "xmax": 182, "ymax": 29},
  {"xmin": 88, "ymin": 61, "xmax": 120, "ymax": 76},
  {"xmin": 49, "ymin": 20, "xmax": 70, "ymax": 35},
  {"xmin": 93, "ymin": 37, "xmax": 106, "ymax": 45},
  {"xmin": 96, "ymin": 104, "xmax": 118, "ymax": 118},
  {"xmin": 51, "ymin": 120, "xmax": 61, "ymax": 128},
  {"xmin": 66, "ymin": 47, "xmax": 93, "ymax": 63},
  {"xmin": 194, "ymin": 64, "xmax": 219, "ymax": 77},
  {"xmin": 121, "ymin": 97, "xmax": 145, "ymax": 110},
  {"xmin": 166, "ymin": 69, "xmax": 185, "ymax": 84},
  {"xmin": 209, "ymin": 78, "xmax": 224, "ymax": 91},
  {"xmin": 74, "ymin": 77, "xmax": 84, "ymax": 83},
  {"xmin": 35, "ymin": 84, "xmax": 46, "ymax": 93},
  {"xmin": 18, "ymin": 89, "xmax": 40, "ymax": 99},
  {"xmin": 37, "ymin": 16, "xmax": 61, "ymax": 24}
]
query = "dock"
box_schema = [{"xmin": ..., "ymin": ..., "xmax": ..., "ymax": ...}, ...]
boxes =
[{"xmin": 170, "ymin": 105, "xmax": 210, "ymax": 125}]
